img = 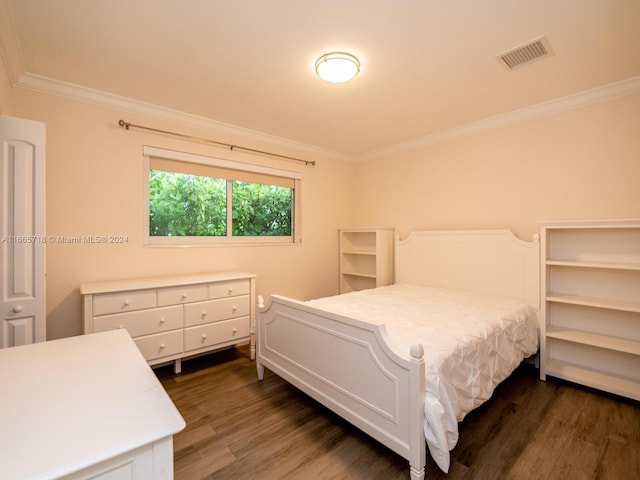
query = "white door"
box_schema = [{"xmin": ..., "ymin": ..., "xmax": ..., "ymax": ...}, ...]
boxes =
[{"xmin": 0, "ymin": 115, "xmax": 46, "ymax": 347}]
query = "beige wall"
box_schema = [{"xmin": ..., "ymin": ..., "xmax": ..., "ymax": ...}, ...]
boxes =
[
  {"xmin": 5, "ymin": 80, "xmax": 356, "ymax": 340},
  {"xmin": 4, "ymin": 56, "xmax": 639, "ymax": 341},
  {"xmin": 0, "ymin": 57, "xmax": 13, "ymax": 112},
  {"xmin": 353, "ymin": 93, "xmax": 640, "ymax": 242}
]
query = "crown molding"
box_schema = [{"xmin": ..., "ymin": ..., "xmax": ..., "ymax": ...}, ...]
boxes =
[
  {"xmin": 0, "ymin": 0, "xmax": 25, "ymax": 83},
  {"xmin": 12, "ymin": 72, "xmax": 352, "ymax": 163},
  {"xmin": 8, "ymin": 67, "xmax": 640, "ymax": 164},
  {"xmin": 2, "ymin": 0, "xmax": 638, "ymax": 164},
  {"xmin": 354, "ymin": 75, "xmax": 640, "ymax": 162}
]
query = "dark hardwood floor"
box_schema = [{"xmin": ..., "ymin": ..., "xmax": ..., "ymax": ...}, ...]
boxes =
[{"xmin": 157, "ymin": 346, "xmax": 640, "ymax": 479}]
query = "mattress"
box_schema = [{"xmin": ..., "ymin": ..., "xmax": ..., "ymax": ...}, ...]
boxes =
[{"xmin": 306, "ymin": 283, "xmax": 539, "ymax": 472}]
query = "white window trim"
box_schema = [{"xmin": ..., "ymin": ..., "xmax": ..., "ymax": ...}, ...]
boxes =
[{"xmin": 142, "ymin": 146, "xmax": 302, "ymax": 246}]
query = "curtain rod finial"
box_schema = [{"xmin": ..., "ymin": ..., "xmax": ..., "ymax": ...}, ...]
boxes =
[{"xmin": 118, "ymin": 119, "xmax": 130, "ymax": 130}]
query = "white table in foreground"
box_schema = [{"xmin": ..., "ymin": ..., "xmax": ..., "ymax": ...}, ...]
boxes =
[{"xmin": 0, "ymin": 329, "xmax": 185, "ymax": 480}]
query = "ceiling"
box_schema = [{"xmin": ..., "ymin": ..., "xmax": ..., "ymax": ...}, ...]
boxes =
[{"xmin": 2, "ymin": 0, "xmax": 640, "ymax": 159}]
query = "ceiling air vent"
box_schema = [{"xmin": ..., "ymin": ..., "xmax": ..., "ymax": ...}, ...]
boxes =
[{"xmin": 497, "ymin": 36, "xmax": 553, "ymax": 71}]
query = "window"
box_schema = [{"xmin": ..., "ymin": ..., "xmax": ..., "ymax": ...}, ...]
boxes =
[{"xmin": 143, "ymin": 146, "xmax": 301, "ymax": 245}]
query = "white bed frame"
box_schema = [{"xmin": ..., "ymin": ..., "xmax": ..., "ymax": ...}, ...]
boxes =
[{"xmin": 256, "ymin": 230, "xmax": 540, "ymax": 479}]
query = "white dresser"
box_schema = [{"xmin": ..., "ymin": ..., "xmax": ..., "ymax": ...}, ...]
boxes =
[
  {"xmin": 0, "ymin": 329, "xmax": 185, "ymax": 479},
  {"xmin": 81, "ymin": 272, "xmax": 256, "ymax": 373}
]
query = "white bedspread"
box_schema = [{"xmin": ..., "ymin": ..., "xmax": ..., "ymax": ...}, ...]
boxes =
[{"xmin": 306, "ymin": 284, "xmax": 538, "ymax": 473}]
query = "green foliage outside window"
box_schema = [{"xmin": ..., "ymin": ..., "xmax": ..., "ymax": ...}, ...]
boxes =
[
  {"xmin": 149, "ymin": 170, "xmax": 292, "ymax": 237},
  {"xmin": 232, "ymin": 182, "xmax": 292, "ymax": 236}
]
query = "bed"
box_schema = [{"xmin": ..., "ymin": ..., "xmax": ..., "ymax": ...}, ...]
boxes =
[{"xmin": 256, "ymin": 229, "xmax": 540, "ymax": 479}]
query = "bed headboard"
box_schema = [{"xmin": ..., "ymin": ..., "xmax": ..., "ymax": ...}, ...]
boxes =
[{"xmin": 395, "ymin": 229, "xmax": 540, "ymax": 309}]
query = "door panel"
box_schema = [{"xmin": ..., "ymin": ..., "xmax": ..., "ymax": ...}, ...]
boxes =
[{"xmin": 0, "ymin": 115, "xmax": 45, "ymax": 348}]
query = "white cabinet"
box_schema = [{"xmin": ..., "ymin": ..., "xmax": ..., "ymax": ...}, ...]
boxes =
[
  {"xmin": 81, "ymin": 272, "xmax": 256, "ymax": 373},
  {"xmin": 339, "ymin": 228, "xmax": 394, "ymax": 293},
  {"xmin": 0, "ymin": 329, "xmax": 185, "ymax": 480},
  {"xmin": 0, "ymin": 115, "xmax": 46, "ymax": 348},
  {"xmin": 540, "ymin": 219, "xmax": 640, "ymax": 400}
]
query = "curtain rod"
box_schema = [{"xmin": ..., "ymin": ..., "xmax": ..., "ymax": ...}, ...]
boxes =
[{"xmin": 118, "ymin": 119, "xmax": 316, "ymax": 166}]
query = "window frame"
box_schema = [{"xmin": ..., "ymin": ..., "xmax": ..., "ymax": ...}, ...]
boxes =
[{"xmin": 142, "ymin": 146, "xmax": 302, "ymax": 246}]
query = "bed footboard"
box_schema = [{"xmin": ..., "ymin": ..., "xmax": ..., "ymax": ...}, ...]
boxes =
[{"xmin": 257, "ymin": 294, "xmax": 426, "ymax": 480}]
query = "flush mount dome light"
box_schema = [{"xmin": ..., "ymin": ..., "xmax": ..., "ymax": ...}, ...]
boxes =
[{"xmin": 315, "ymin": 52, "xmax": 360, "ymax": 83}]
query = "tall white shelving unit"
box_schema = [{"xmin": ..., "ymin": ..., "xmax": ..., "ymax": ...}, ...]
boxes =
[
  {"xmin": 339, "ymin": 228, "xmax": 394, "ymax": 294},
  {"xmin": 540, "ymin": 219, "xmax": 640, "ymax": 401}
]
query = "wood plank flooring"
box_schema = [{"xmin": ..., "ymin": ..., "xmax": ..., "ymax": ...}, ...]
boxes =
[{"xmin": 157, "ymin": 346, "xmax": 640, "ymax": 480}]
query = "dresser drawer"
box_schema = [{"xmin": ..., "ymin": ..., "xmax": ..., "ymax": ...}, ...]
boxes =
[
  {"xmin": 92, "ymin": 305, "xmax": 183, "ymax": 337},
  {"xmin": 81, "ymin": 272, "xmax": 256, "ymax": 373},
  {"xmin": 92, "ymin": 290, "xmax": 157, "ymax": 316},
  {"xmin": 184, "ymin": 317, "xmax": 250, "ymax": 352},
  {"xmin": 184, "ymin": 295, "xmax": 250, "ymax": 327},
  {"xmin": 133, "ymin": 330, "xmax": 183, "ymax": 361},
  {"xmin": 209, "ymin": 280, "xmax": 250, "ymax": 299},
  {"xmin": 157, "ymin": 284, "xmax": 208, "ymax": 307}
]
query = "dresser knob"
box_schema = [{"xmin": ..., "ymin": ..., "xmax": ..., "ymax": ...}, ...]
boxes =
[
  {"xmin": 159, "ymin": 343, "xmax": 166, "ymax": 349},
  {"xmin": 159, "ymin": 317, "xmax": 165, "ymax": 324},
  {"xmin": 181, "ymin": 293, "xmax": 188, "ymax": 299},
  {"xmin": 124, "ymin": 300, "xmax": 130, "ymax": 306},
  {"xmin": 202, "ymin": 311, "xmax": 207, "ymax": 317},
  {"xmin": 228, "ymin": 287, "xmax": 233, "ymax": 294},
  {"xmin": 202, "ymin": 333, "xmax": 208, "ymax": 340},
  {"xmin": 118, "ymin": 325, "xmax": 124, "ymax": 329},
  {"xmin": 13, "ymin": 305, "xmax": 23, "ymax": 313},
  {"xmin": 232, "ymin": 328, "xmax": 237, "ymax": 334},
  {"xmin": 232, "ymin": 305, "xmax": 237, "ymax": 312}
]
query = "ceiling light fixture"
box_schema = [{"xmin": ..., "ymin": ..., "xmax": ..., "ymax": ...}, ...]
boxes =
[{"xmin": 315, "ymin": 52, "xmax": 360, "ymax": 83}]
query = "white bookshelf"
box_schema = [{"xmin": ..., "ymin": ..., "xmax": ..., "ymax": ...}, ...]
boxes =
[
  {"xmin": 339, "ymin": 228, "xmax": 394, "ymax": 293},
  {"xmin": 540, "ymin": 219, "xmax": 640, "ymax": 400}
]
